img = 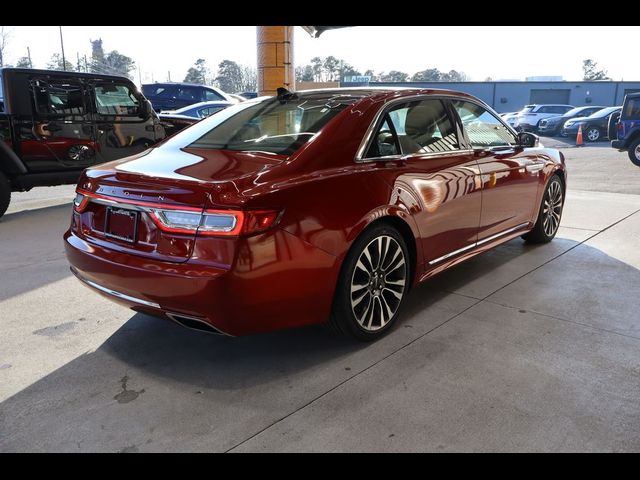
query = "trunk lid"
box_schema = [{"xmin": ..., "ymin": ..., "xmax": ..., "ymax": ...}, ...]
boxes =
[{"xmin": 74, "ymin": 146, "xmax": 286, "ymax": 262}]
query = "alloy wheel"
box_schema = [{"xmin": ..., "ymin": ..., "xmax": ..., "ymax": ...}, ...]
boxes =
[
  {"xmin": 543, "ymin": 180, "xmax": 563, "ymax": 237},
  {"xmin": 350, "ymin": 235, "xmax": 407, "ymax": 331},
  {"xmin": 586, "ymin": 128, "xmax": 600, "ymax": 142},
  {"xmin": 635, "ymin": 144, "xmax": 640, "ymax": 162}
]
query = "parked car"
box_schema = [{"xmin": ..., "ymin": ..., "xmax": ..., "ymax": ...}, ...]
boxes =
[
  {"xmin": 158, "ymin": 101, "xmax": 233, "ymax": 136},
  {"xmin": 561, "ymin": 106, "xmax": 622, "ymax": 142},
  {"xmin": 610, "ymin": 93, "xmax": 640, "ymax": 166},
  {"xmin": 0, "ymin": 68, "xmax": 166, "ymax": 218},
  {"xmin": 239, "ymin": 91, "xmax": 258, "ymax": 100},
  {"xmin": 538, "ymin": 106, "xmax": 606, "ymax": 136},
  {"xmin": 141, "ymin": 82, "xmax": 233, "ymax": 112},
  {"xmin": 512, "ymin": 104, "xmax": 575, "ymax": 132},
  {"xmin": 65, "ymin": 88, "xmax": 566, "ymax": 340}
]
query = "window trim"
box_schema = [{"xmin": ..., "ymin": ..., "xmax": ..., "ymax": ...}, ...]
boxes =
[{"xmin": 355, "ymin": 94, "xmax": 507, "ymax": 163}]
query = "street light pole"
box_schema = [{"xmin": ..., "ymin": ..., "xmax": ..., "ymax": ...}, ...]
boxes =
[{"xmin": 59, "ymin": 26, "xmax": 66, "ymax": 71}]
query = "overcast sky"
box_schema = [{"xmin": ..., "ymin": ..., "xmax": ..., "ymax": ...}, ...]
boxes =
[{"xmin": 3, "ymin": 26, "xmax": 638, "ymax": 85}]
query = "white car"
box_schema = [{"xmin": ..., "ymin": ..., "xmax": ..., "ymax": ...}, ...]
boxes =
[{"xmin": 512, "ymin": 104, "xmax": 574, "ymax": 132}]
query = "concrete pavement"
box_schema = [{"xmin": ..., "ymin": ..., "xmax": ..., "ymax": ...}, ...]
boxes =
[{"xmin": 1, "ymin": 144, "xmax": 640, "ymax": 452}]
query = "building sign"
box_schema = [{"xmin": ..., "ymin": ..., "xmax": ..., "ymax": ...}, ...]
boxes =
[{"xmin": 344, "ymin": 76, "xmax": 371, "ymax": 84}]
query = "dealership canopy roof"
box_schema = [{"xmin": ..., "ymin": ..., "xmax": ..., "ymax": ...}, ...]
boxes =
[{"xmin": 301, "ymin": 26, "xmax": 352, "ymax": 38}]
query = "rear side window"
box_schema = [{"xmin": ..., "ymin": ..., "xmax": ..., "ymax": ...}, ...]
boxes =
[
  {"xmin": 143, "ymin": 84, "xmax": 173, "ymax": 97},
  {"xmin": 204, "ymin": 89, "xmax": 225, "ymax": 101},
  {"xmin": 33, "ymin": 80, "xmax": 85, "ymax": 116},
  {"xmin": 452, "ymin": 100, "xmax": 516, "ymax": 148},
  {"xmin": 622, "ymin": 98, "xmax": 640, "ymax": 120},
  {"xmin": 199, "ymin": 106, "xmax": 225, "ymax": 118},
  {"xmin": 94, "ymin": 83, "xmax": 140, "ymax": 116}
]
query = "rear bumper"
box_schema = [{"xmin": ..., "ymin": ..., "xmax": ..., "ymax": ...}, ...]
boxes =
[
  {"xmin": 65, "ymin": 228, "xmax": 340, "ymax": 336},
  {"xmin": 611, "ymin": 139, "xmax": 625, "ymax": 149}
]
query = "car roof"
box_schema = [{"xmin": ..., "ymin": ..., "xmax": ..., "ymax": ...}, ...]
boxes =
[
  {"xmin": 291, "ymin": 86, "xmax": 481, "ymax": 103},
  {"xmin": 1, "ymin": 67, "xmax": 132, "ymax": 82},
  {"xmin": 142, "ymin": 82, "xmax": 220, "ymax": 89}
]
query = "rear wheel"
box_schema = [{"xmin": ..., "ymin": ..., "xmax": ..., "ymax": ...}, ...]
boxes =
[
  {"xmin": 585, "ymin": 126, "xmax": 601, "ymax": 142},
  {"xmin": 522, "ymin": 174, "xmax": 564, "ymax": 244},
  {"xmin": 629, "ymin": 138, "xmax": 640, "ymax": 167},
  {"xmin": 329, "ymin": 224, "xmax": 410, "ymax": 341},
  {"xmin": 0, "ymin": 171, "xmax": 11, "ymax": 219}
]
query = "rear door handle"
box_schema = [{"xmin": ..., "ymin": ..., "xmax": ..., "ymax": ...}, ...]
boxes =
[{"xmin": 525, "ymin": 162, "xmax": 545, "ymax": 173}]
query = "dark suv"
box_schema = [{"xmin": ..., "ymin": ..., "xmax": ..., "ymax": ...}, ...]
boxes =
[
  {"xmin": 142, "ymin": 82, "xmax": 232, "ymax": 112},
  {"xmin": 611, "ymin": 93, "xmax": 640, "ymax": 166},
  {"xmin": 0, "ymin": 68, "xmax": 166, "ymax": 218}
]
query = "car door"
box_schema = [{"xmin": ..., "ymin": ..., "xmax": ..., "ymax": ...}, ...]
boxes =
[
  {"xmin": 91, "ymin": 80, "xmax": 157, "ymax": 162},
  {"xmin": 451, "ymin": 99, "xmax": 543, "ymax": 241},
  {"xmin": 363, "ymin": 97, "xmax": 482, "ymax": 267},
  {"xmin": 18, "ymin": 76, "xmax": 98, "ymax": 171}
]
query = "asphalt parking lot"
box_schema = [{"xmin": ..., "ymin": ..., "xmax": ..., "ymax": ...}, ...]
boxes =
[{"xmin": 1, "ymin": 138, "xmax": 640, "ymax": 452}]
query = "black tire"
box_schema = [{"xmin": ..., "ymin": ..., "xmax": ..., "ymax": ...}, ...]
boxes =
[
  {"xmin": 329, "ymin": 224, "xmax": 410, "ymax": 341},
  {"xmin": 628, "ymin": 137, "xmax": 640, "ymax": 167},
  {"xmin": 522, "ymin": 174, "xmax": 564, "ymax": 244},
  {"xmin": 585, "ymin": 125, "xmax": 602, "ymax": 142},
  {"xmin": 0, "ymin": 171, "xmax": 11, "ymax": 219}
]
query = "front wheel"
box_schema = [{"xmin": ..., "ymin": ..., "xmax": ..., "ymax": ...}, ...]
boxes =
[
  {"xmin": 628, "ymin": 138, "xmax": 640, "ymax": 167},
  {"xmin": 329, "ymin": 224, "xmax": 410, "ymax": 341},
  {"xmin": 0, "ymin": 171, "xmax": 11, "ymax": 219},
  {"xmin": 522, "ymin": 174, "xmax": 564, "ymax": 243},
  {"xmin": 585, "ymin": 126, "xmax": 601, "ymax": 142}
]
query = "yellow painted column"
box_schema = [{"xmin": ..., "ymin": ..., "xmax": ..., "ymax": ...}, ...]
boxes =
[{"xmin": 256, "ymin": 26, "xmax": 294, "ymax": 97}]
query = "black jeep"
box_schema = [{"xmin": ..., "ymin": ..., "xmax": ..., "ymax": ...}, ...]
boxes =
[{"xmin": 0, "ymin": 68, "xmax": 166, "ymax": 218}]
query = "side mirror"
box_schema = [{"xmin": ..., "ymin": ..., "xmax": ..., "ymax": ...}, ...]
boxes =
[
  {"xmin": 139, "ymin": 99, "xmax": 152, "ymax": 118},
  {"xmin": 517, "ymin": 131, "xmax": 539, "ymax": 148}
]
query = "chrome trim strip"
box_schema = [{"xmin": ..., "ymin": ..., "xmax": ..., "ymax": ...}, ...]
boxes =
[
  {"xmin": 476, "ymin": 222, "xmax": 529, "ymax": 246},
  {"xmin": 90, "ymin": 196, "xmax": 151, "ymax": 213},
  {"xmin": 72, "ymin": 269, "xmax": 161, "ymax": 308},
  {"xmin": 428, "ymin": 243, "xmax": 477, "ymax": 265},
  {"xmin": 428, "ymin": 222, "xmax": 529, "ymax": 266},
  {"xmin": 358, "ymin": 149, "xmax": 474, "ymax": 164}
]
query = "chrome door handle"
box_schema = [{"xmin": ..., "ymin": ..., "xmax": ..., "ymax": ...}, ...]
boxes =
[{"xmin": 525, "ymin": 162, "xmax": 545, "ymax": 173}]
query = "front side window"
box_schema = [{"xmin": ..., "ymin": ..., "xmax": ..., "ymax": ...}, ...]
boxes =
[
  {"xmin": 33, "ymin": 80, "xmax": 85, "ymax": 116},
  {"xmin": 452, "ymin": 100, "xmax": 516, "ymax": 148},
  {"xmin": 187, "ymin": 93, "xmax": 360, "ymax": 155},
  {"xmin": 176, "ymin": 87, "xmax": 201, "ymax": 102},
  {"xmin": 94, "ymin": 83, "xmax": 140, "ymax": 116}
]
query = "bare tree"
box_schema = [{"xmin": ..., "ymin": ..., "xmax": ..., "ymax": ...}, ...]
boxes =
[{"xmin": 0, "ymin": 26, "xmax": 12, "ymax": 68}]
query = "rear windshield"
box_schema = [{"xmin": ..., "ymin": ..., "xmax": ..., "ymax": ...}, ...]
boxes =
[
  {"xmin": 622, "ymin": 97, "xmax": 640, "ymax": 120},
  {"xmin": 187, "ymin": 93, "xmax": 361, "ymax": 155},
  {"xmin": 519, "ymin": 105, "xmax": 534, "ymax": 113},
  {"xmin": 590, "ymin": 107, "xmax": 619, "ymax": 118}
]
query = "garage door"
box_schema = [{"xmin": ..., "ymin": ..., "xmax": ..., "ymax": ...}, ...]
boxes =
[{"xmin": 530, "ymin": 89, "xmax": 571, "ymax": 104}]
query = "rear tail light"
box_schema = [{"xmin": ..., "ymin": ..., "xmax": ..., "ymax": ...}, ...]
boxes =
[
  {"xmin": 73, "ymin": 193, "xmax": 90, "ymax": 212},
  {"xmin": 74, "ymin": 189, "xmax": 281, "ymax": 237},
  {"xmin": 149, "ymin": 208, "xmax": 281, "ymax": 236}
]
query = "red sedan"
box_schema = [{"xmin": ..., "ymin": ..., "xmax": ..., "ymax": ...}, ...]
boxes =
[{"xmin": 65, "ymin": 88, "xmax": 566, "ymax": 340}]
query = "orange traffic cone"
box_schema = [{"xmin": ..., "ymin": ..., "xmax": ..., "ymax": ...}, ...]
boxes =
[{"xmin": 576, "ymin": 124, "xmax": 584, "ymax": 146}]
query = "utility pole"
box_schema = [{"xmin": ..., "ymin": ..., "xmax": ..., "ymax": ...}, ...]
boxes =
[
  {"xmin": 59, "ymin": 26, "xmax": 67, "ymax": 71},
  {"xmin": 167, "ymin": 70, "xmax": 171, "ymax": 82},
  {"xmin": 77, "ymin": 52, "xmax": 81, "ymax": 72},
  {"xmin": 27, "ymin": 47, "xmax": 33, "ymax": 68},
  {"xmin": 84, "ymin": 55, "xmax": 88, "ymax": 72},
  {"xmin": 138, "ymin": 64, "xmax": 142, "ymax": 87}
]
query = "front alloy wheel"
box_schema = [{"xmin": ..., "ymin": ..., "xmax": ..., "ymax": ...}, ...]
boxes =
[
  {"xmin": 586, "ymin": 127, "xmax": 601, "ymax": 142},
  {"xmin": 522, "ymin": 174, "xmax": 564, "ymax": 243}
]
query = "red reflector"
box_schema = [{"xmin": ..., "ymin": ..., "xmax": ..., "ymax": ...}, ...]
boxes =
[{"xmin": 243, "ymin": 210, "xmax": 281, "ymax": 235}]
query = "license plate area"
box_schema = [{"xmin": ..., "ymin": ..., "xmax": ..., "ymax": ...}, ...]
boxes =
[{"xmin": 104, "ymin": 207, "xmax": 139, "ymax": 243}]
